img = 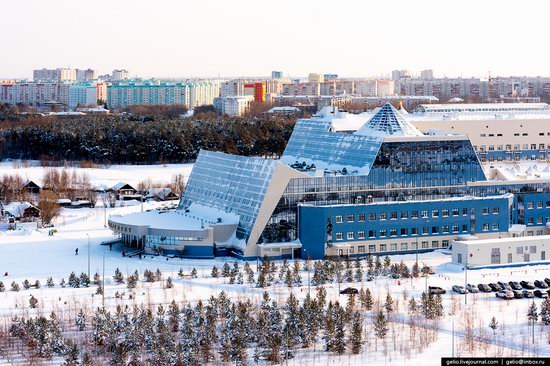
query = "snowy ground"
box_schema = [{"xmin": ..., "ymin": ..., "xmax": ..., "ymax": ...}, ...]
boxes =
[
  {"xmin": 0, "ymin": 160, "xmax": 193, "ymax": 189},
  {"xmin": 0, "ymin": 204, "xmax": 549, "ymax": 364}
]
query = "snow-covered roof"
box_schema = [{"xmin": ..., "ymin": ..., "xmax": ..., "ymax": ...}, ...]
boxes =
[
  {"xmin": 3, "ymin": 201, "xmax": 39, "ymax": 217},
  {"xmin": 355, "ymin": 103, "xmax": 423, "ymax": 137},
  {"xmin": 485, "ymin": 161, "xmax": 550, "ymax": 181},
  {"xmin": 110, "ymin": 182, "xmax": 135, "ymax": 191},
  {"xmin": 110, "ymin": 203, "xmax": 239, "ymax": 230}
]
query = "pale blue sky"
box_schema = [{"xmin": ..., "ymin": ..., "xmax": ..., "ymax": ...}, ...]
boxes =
[{"xmin": 1, "ymin": 0, "xmax": 548, "ymax": 79}]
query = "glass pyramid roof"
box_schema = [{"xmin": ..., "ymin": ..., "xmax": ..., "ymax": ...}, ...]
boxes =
[{"xmin": 355, "ymin": 103, "xmax": 423, "ymax": 137}]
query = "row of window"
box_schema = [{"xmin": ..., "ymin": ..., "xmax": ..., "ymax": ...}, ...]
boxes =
[
  {"xmin": 334, "ymin": 223, "xmax": 500, "ymax": 241},
  {"xmin": 479, "ymin": 154, "xmax": 548, "ymax": 162},
  {"xmin": 479, "ymin": 132, "xmax": 550, "ymax": 138},
  {"xmin": 525, "ymin": 201, "xmax": 550, "ymax": 209},
  {"xmin": 338, "ymin": 239, "xmax": 450, "ymax": 254},
  {"xmin": 476, "ymin": 143, "xmax": 548, "ymax": 151},
  {"xmin": 334, "ymin": 207, "xmax": 500, "ymax": 223},
  {"xmin": 525, "ymin": 217, "xmax": 550, "ymax": 225}
]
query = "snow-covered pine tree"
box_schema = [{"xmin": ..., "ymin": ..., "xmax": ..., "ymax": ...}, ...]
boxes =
[
  {"xmin": 408, "ymin": 297, "xmax": 417, "ymax": 314},
  {"xmin": 211, "ymin": 265, "xmax": 219, "ymax": 278},
  {"xmin": 46, "ymin": 276, "xmax": 54, "ymax": 287},
  {"xmin": 354, "ymin": 258, "xmax": 363, "ymax": 282},
  {"xmin": 76, "ymin": 309, "xmax": 86, "ymax": 331},
  {"xmin": 489, "ymin": 316, "xmax": 498, "ymax": 334},
  {"xmin": 127, "ymin": 274, "xmax": 137, "ymax": 289},
  {"xmin": 374, "ymin": 256, "xmax": 382, "ymax": 276},
  {"xmin": 113, "ymin": 268, "xmax": 125, "ymax": 284},
  {"xmin": 60, "ymin": 278, "xmax": 66, "ymax": 288},
  {"xmin": 349, "ymin": 311, "xmax": 363, "ymax": 354},
  {"xmin": 373, "ymin": 310, "xmax": 389, "ymax": 339},
  {"xmin": 93, "ymin": 272, "xmax": 101, "ymax": 286},
  {"xmin": 0, "ymin": 281, "xmax": 4, "ymax": 292},
  {"xmin": 178, "ymin": 267, "xmax": 184, "ymax": 277},
  {"xmin": 433, "ymin": 294, "xmax": 444, "ymax": 318},
  {"xmin": 11, "ymin": 281, "xmax": 20, "ymax": 292},
  {"xmin": 540, "ymin": 298, "xmax": 550, "ymax": 325},
  {"xmin": 528, "ymin": 301, "xmax": 539, "ymax": 324},
  {"xmin": 412, "ymin": 262, "xmax": 420, "ymax": 278},
  {"xmin": 222, "ymin": 262, "xmax": 231, "ymax": 277},
  {"xmin": 285, "ymin": 269, "xmax": 293, "ymax": 288},
  {"xmin": 384, "ymin": 293, "xmax": 394, "ymax": 314},
  {"xmin": 154, "ymin": 268, "xmax": 162, "ymax": 281},
  {"xmin": 68, "ymin": 272, "xmax": 80, "ymax": 288},
  {"xmin": 23, "ymin": 279, "xmax": 30, "ymax": 290},
  {"xmin": 79, "ymin": 273, "xmax": 89, "ymax": 287},
  {"xmin": 165, "ymin": 277, "xmax": 173, "ymax": 289},
  {"xmin": 332, "ymin": 302, "xmax": 346, "ymax": 355},
  {"xmin": 29, "ymin": 295, "xmax": 38, "ymax": 308},
  {"xmin": 383, "ymin": 256, "xmax": 391, "ymax": 274},
  {"xmin": 191, "ymin": 267, "xmax": 197, "ymax": 278},
  {"xmin": 292, "ymin": 260, "xmax": 302, "ymax": 286}
]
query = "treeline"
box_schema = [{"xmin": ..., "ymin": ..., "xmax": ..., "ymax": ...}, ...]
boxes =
[{"xmin": 0, "ymin": 106, "xmax": 296, "ymax": 164}]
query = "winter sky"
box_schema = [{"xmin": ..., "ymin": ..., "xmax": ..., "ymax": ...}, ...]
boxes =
[{"xmin": 1, "ymin": 0, "xmax": 548, "ymax": 79}]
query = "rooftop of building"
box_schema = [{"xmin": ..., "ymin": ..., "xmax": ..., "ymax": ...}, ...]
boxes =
[
  {"xmin": 412, "ymin": 102, "xmax": 550, "ymax": 120},
  {"xmin": 484, "ymin": 161, "xmax": 550, "ymax": 182}
]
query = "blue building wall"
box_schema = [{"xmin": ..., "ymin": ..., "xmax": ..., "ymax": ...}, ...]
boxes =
[{"xmin": 298, "ymin": 195, "xmax": 512, "ymax": 259}]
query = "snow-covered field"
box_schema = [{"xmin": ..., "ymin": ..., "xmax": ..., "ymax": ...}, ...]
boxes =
[
  {"xmin": 0, "ymin": 160, "xmax": 194, "ymax": 189},
  {"xmin": 0, "ymin": 203, "xmax": 549, "ymax": 364}
]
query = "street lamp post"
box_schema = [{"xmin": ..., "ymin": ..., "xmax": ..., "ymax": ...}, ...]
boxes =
[
  {"xmin": 87, "ymin": 233, "xmax": 90, "ymax": 280},
  {"xmin": 465, "ymin": 254, "xmax": 468, "ymax": 305},
  {"xmin": 102, "ymin": 251, "xmax": 105, "ymax": 308}
]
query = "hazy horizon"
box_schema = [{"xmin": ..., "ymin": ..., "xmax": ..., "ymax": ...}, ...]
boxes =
[{"xmin": 2, "ymin": 0, "xmax": 550, "ymax": 80}]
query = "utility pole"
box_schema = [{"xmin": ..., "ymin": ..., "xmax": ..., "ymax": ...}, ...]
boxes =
[
  {"xmin": 102, "ymin": 251, "xmax": 105, "ymax": 308},
  {"xmin": 87, "ymin": 233, "xmax": 90, "ymax": 280},
  {"xmin": 464, "ymin": 255, "xmax": 468, "ymax": 305}
]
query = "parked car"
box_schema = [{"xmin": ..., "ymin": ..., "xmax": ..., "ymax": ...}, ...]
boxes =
[
  {"xmin": 466, "ymin": 284, "xmax": 480, "ymax": 293},
  {"xmin": 534, "ymin": 290, "xmax": 549, "ymax": 298},
  {"xmin": 428, "ymin": 286, "xmax": 446, "ymax": 295},
  {"xmin": 522, "ymin": 290, "xmax": 535, "ymax": 298},
  {"xmin": 452, "ymin": 285, "xmax": 467, "ymax": 294},
  {"xmin": 478, "ymin": 283, "xmax": 492, "ymax": 292},
  {"xmin": 498, "ymin": 281, "xmax": 512, "ymax": 291},
  {"xmin": 544, "ymin": 278, "xmax": 550, "ymax": 286},
  {"xmin": 509, "ymin": 281, "xmax": 522, "ymax": 290},
  {"xmin": 535, "ymin": 280, "xmax": 549, "ymax": 289},
  {"xmin": 521, "ymin": 281, "xmax": 536, "ymax": 289},
  {"xmin": 488, "ymin": 283, "xmax": 501, "ymax": 292},
  {"xmin": 340, "ymin": 287, "xmax": 359, "ymax": 295},
  {"xmin": 512, "ymin": 290, "xmax": 524, "ymax": 299},
  {"xmin": 495, "ymin": 290, "xmax": 514, "ymax": 300}
]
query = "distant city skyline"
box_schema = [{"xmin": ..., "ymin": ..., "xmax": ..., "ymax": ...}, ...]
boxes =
[{"xmin": 2, "ymin": 0, "xmax": 550, "ymax": 79}]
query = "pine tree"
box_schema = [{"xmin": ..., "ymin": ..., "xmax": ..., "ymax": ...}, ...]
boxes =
[
  {"xmin": 46, "ymin": 276, "xmax": 54, "ymax": 288},
  {"xmin": 168, "ymin": 300, "xmax": 180, "ymax": 332},
  {"xmin": 384, "ymin": 293, "xmax": 394, "ymax": 313},
  {"xmin": 317, "ymin": 286, "xmax": 327, "ymax": 309},
  {"xmin": 62, "ymin": 341, "xmax": 80, "ymax": 366},
  {"xmin": 285, "ymin": 269, "xmax": 293, "ymax": 288},
  {"xmin": 360, "ymin": 288, "xmax": 373, "ymax": 310},
  {"xmin": 383, "ymin": 256, "xmax": 391, "ymax": 274},
  {"xmin": 433, "ymin": 294, "xmax": 444, "ymax": 318},
  {"xmin": 412, "ymin": 262, "xmax": 420, "ymax": 278},
  {"xmin": 96, "ymin": 283, "xmax": 103, "ymax": 295},
  {"xmin": 34, "ymin": 279, "xmax": 41, "ymax": 289},
  {"xmin": 528, "ymin": 301, "xmax": 539, "ymax": 324},
  {"xmin": 79, "ymin": 273, "xmax": 89, "ymax": 287},
  {"xmin": 113, "ymin": 268, "xmax": 124, "ymax": 284},
  {"xmin": 408, "ymin": 297, "xmax": 417, "ymax": 314},
  {"xmin": 540, "ymin": 298, "xmax": 550, "ymax": 325},
  {"xmin": 76, "ymin": 309, "xmax": 86, "ymax": 331},
  {"xmin": 349, "ymin": 311, "xmax": 363, "ymax": 354},
  {"xmin": 23, "ymin": 279, "xmax": 30, "ymax": 290},
  {"xmin": 191, "ymin": 268, "xmax": 197, "ymax": 278},
  {"xmin": 127, "ymin": 274, "xmax": 137, "ymax": 289},
  {"xmin": 354, "ymin": 259, "xmax": 363, "ymax": 282},
  {"xmin": 332, "ymin": 303, "xmax": 346, "ymax": 355},
  {"xmin": 165, "ymin": 277, "xmax": 173, "ymax": 289},
  {"xmin": 29, "ymin": 295, "xmax": 38, "ymax": 308},
  {"xmin": 489, "ymin": 316, "xmax": 498, "ymax": 334},
  {"xmin": 154, "ymin": 268, "xmax": 162, "ymax": 281},
  {"xmin": 60, "ymin": 278, "xmax": 66, "ymax": 288},
  {"xmin": 0, "ymin": 281, "xmax": 4, "ymax": 292},
  {"xmin": 211, "ymin": 265, "xmax": 219, "ymax": 278},
  {"xmin": 68, "ymin": 272, "xmax": 80, "ymax": 288},
  {"xmin": 178, "ymin": 267, "xmax": 184, "ymax": 277},
  {"xmin": 93, "ymin": 272, "xmax": 101, "ymax": 286},
  {"xmin": 373, "ymin": 310, "xmax": 389, "ymax": 339},
  {"xmin": 367, "ymin": 255, "xmax": 374, "ymax": 276},
  {"xmin": 11, "ymin": 281, "xmax": 20, "ymax": 292},
  {"xmin": 292, "ymin": 260, "xmax": 302, "ymax": 286},
  {"xmin": 222, "ymin": 262, "xmax": 231, "ymax": 277},
  {"xmin": 374, "ymin": 256, "xmax": 382, "ymax": 276}
]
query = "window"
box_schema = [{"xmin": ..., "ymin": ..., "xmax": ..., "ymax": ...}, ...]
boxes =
[
  {"xmin": 421, "ymin": 241, "xmax": 428, "ymax": 249},
  {"xmin": 348, "ymin": 247, "xmax": 354, "ymax": 254},
  {"xmin": 442, "ymin": 226, "xmax": 449, "ymax": 233},
  {"xmin": 528, "ymin": 217, "xmax": 534, "ymax": 225},
  {"xmin": 452, "ymin": 208, "xmax": 459, "ymax": 216},
  {"xmin": 358, "ymin": 245, "xmax": 365, "ymax": 253},
  {"xmin": 462, "ymin": 208, "xmax": 468, "ymax": 216},
  {"xmin": 380, "ymin": 213, "xmax": 387, "ymax": 220},
  {"xmin": 421, "ymin": 210, "xmax": 428, "ymax": 218},
  {"xmin": 462, "ymin": 224, "xmax": 468, "ymax": 232},
  {"xmin": 432, "ymin": 210, "xmax": 439, "ymax": 218},
  {"xmin": 411, "ymin": 228, "xmax": 418, "ymax": 235},
  {"xmin": 358, "ymin": 213, "xmax": 365, "ymax": 222},
  {"xmin": 401, "ymin": 243, "xmax": 408, "ymax": 250},
  {"xmin": 400, "ymin": 228, "xmax": 408, "ymax": 236},
  {"xmin": 442, "ymin": 209, "xmax": 449, "ymax": 217},
  {"xmin": 390, "ymin": 243, "xmax": 397, "ymax": 251},
  {"xmin": 492, "ymin": 223, "xmax": 499, "ymax": 230},
  {"xmin": 452, "ymin": 225, "xmax": 459, "ymax": 233},
  {"xmin": 411, "ymin": 211, "xmax": 418, "ymax": 219},
  {"xmin": 390, "ymin": 229, "xmax": 397, "ymax": 236},
  {"xmin": 442, "ymin": 240, "xmax": 449, "ymax": 248},
  {"xmin": 347, "ymin": 232, "xmax": 354, "ymax": 240},
  {"xmin": 368, "ymin": 213, "xmax": 376, "ymax": 221},
  {"xmin": 358, "ymin": 231, "xmax": 365, "ymax": 239},
  {"xmin": 537, "ymin": 217, "xmax": 543, "ymax": 225},
  {"xmin": 368, "ymin": 230, "xmax": 375, "ymax": 238},
  {"xmin": 390, "ymin": 212, "xmax": 397, "ymax": 220},
  {"xmin": 537, "ymin": 201, "xmax": 543, "ymax": 209},
  {"xmin": 530, "ymin": 246, "xmax": 537, "ymax": 254},
  {"xmin": 368, "ymin": 244, "xmax": 376, "ymax": 253},
  {"xmin": 335, "ymin": 215, "xmax": 343, "ymax": 223},
  {"xmin": 482, "ymin": 207, "xmax": 489, "ymax": 215},
  {"xmin": 336, "ymin": 232, "xmax": 343, "ymax": 240},
  {"xmin": 347, "ymin": 214, "xmax": 354, "ymax": 222},
  {"xmin": 401, "ymin": 211, "xmax": 408, "ymax": 219},
  {"xmin": 432, "ymin": 226, "xmax": 439, "ymax": 234},
  {"xmin": 422, "ymin": 227, "xmax": 429, "ymax": 235},
  {"xmin": 380, "ymin": 229, "xmax": 387, "ymax": 237},
  {"xmin": 432, "ymin": 240, "xmax": 439, "ymax": 248},
  {"xmin": 506, "ymin": 144, "xmax": 512, "ymax": 150},
  {"xmin": 380, "ymin": 244, "xmax": 387, "ymax": 252},
  {"xmin": 482, "ymin": 223, "xmax": 489, "ymax": 231},
  {"xmin": 411, "ymin": 242, "xmax": 417, "ymax": 250},
  {"xmin": 516, "ymin": 247, "xmax": 523, "ymax": 254},
  {"xmin": 492, "ymin": 207, "xmax": 499, "ymax": 214}
]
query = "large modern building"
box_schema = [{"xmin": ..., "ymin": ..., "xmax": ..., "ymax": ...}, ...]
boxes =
[{"xmin": 109, "ymin": 102, "xmax": 550, "ymax": 263}]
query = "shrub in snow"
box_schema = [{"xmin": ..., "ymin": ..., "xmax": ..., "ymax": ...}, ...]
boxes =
[
  {"xmin": 11, "ymin": 282, "xmax": 20, "ymax": 292},
  {"xmin": 165, "ymin": 277, "xmax": 173, "ymax": 289},
  {"xmin": 211, "ymin": 266, "xmax": 219, "ymax": 278},
  {"xmin": 46, "ymin": 277, "xmax": 54, "ymax": 288},
  {"xmin": 178, "ymin": 268, "xmax": 184, "ymax": 278},
  {"xmin": 0, "ymin": 281, "xmax": 4, "ymax": 292},
  {"xmin": 23, "ymin": 279, "xmax": 30, "ymax": 290},
  {"xmin": 80, "ymin": 273, "xmax": 90, "ymax": 287},
  {"xmin": 127, "ymin": 274, "xmax": 137, "ymax": 289},
  {"xmin": 96, "ymin": 284, "xmax": 103, "ymax": 295},
  {"xmin": 154, "ymin": 269, "xmax": 162, "ymax": 281},
  {"xmin": 29, "ymin": 295, "xmax": 38, "ymax": 308},
  {"xmin": 60, "ymin": 278, "xmax": 66, "ymax": 288},
  {"xmin": 113, "ymin": 268, "xmax": 125, "ymax": 284},
  {"xmin": 222, "ymin": 262, "xmax": 231, "ymax": 277},
  {"xmin": 93, "ymin": 272, "xmax": 101, "ymax": 286},
  {"xmin": 191, "ymin": 268, "xmax": 197, "ymax": 278},
  {"xmin": 34, "ymin": 280, "xmax": 40, "ymax": 289},
  {"xmin": 144, "ymin": 270, "xmax": 155, "ymax": 282}
]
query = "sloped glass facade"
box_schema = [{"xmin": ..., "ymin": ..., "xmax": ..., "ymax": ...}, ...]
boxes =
[{"xmin": 179, "ymin": 150, "xmax": 276, "ymax": 240}]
